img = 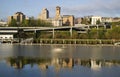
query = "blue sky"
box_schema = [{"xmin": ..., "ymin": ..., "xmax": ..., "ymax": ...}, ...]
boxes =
[{"xmin": 0, "ymin": 0, "xmax": 120, "ymax": 20}]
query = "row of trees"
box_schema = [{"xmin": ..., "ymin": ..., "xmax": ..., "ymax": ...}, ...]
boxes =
[
  {"xmin": 78, "ymin": 27, "xmax": 120, "ymax": 39},
  {"xmin": 8, "ymin": 17, "xmax": 53, "ymax": 27},
  {"xmin": 33, "ymin": 26, "xmax": 120, "ymax": 39}
]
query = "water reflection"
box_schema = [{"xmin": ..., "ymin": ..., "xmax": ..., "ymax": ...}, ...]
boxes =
[
  {"xmin": 6, "ymin": 57, "xmax": 120, "ymax": 70},
  {"xmin": 0, "ymin": 45, "xmax": 120, "ymax": 77}
]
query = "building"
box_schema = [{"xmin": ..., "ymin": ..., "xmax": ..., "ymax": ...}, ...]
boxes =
[
  {"xmin": 53, "ymin": 6, "xmax": 74, "ymax": 26},
  {"xmin": 75, "ymin": 17, "xmax": 82, "ymax": 24},
  {"xmin": 48, "ymin": 6, "xmax": 63, "ymax": 26},
  {"xmin": 0, "ymin": 34, "xmax": 13, "ymax": 43},
  {"xmin": 91, "ymin": 16, "xmax": 102, "ymax": 25},
  {"xmin": 8, "ymin": 12, "xmax": 26, "ymax": 24},
  {"xmin": 0, "ymin": 35, "xmax": 13, "ymax": 40},
  {"xmin": 38, "ymin": 6, "xmax": 74, "ymax": 26},
  {"xmin": 0, "ymin": 20, "xmax": 8, "ymax": 26},
  {"xmin": 38, "ymin": 8, "xmax": 49, "ymax": 20},
  {"xmin": 112, "ymin": 17, "xmax": 120, "ymax": 22},
  {"xmin": 62, "ymin": 15, "xmax": 74, "ymax": 26},
  {"xmin": 55, "ymin": 6, "xmax": 61, "ymax": 19},
  {"xmin": 52, "ymin": 6, "xmax": 62, "ymax": 26},
  {"xmin": 102, "ymin": 17, "xmax": 113, "ymax": 23}
]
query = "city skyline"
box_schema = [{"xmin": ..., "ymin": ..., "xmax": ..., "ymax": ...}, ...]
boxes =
[{"xmin": 0, "ymin": 0, "xmax": 120, "ymax": 20}]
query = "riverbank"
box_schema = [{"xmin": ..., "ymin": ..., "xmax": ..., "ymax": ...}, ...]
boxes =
[
  {"xmin": 1, "ymin": 39, "xmax": 120, "ymax": 46},
  {"xmin": 33, "ymin": 39, "xmax": 120, "ymax": 45}
]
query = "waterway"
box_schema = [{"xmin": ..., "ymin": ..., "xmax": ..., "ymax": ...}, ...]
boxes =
[{"xmin": 0, "ymin": 44, "xmax": 120, "ymax": 77}]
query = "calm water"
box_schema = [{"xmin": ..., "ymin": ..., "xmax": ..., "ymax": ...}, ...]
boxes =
[{"xmin": 0, "ymin": 44, "xmax": 120, "ymax": 77}]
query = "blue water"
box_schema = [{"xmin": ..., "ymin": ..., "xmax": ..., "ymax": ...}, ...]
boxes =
[{"xmin": 0, "ymin": 44, "xmax": 120, "ymax": 77}]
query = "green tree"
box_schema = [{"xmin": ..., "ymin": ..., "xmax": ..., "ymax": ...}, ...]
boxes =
[
  {"xmin": 21, "ymin": 19, "xmax": 29, "ymax": 27},
  {"xmin": 81, "ymin": 18, "xmax": 91, "ymax": 25},
  {"xmin": 96, "ymin": 19, "xmax": 101, "ymax": 25},
  {"xmin": 8, "ymin": 19, "xmax": 17, "ymax": 27},
  {"xmin": 88, "ymin": 28, "xmax": 98, "ymax": 39},
  {"xmin": 105, "ymin": 26, "xmax": 120, "ymax": 39}
]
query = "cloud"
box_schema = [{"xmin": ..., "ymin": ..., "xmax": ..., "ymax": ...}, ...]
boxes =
[{"xmin": 62, "ymin": 0, "xmax": 120, "ymax": 17}]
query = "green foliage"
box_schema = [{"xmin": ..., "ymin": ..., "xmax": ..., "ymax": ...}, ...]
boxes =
[
  {"xmin": 96, "ymin": 19, "xmax": 101, "ymax": 25},
  {"xmin": 78, "ymin": 33, "xmax": 88, "ymax": 39},
  {"xmin": 105, "ymin": 26, "xmax": 120, "ymax": 39},
  {"xmin": 8, "ymin": 18, "xmax": 53, "ymax": 27},
  {"xmin": 81, "ymin": 18, "xmax": 91, "ymax": 25},
  {"xmin": 55, "ymin": 31, "xmax": 70, "ymax": 39},
  {"xmin": 21, "ymin": 19, "xmax": 53, "ymax": 27},
  {"xmin": 8, "ymin": 19, "xmax": 17, "ymax": 27},
  {"xmin": 111, "ymin": 21, "xmax": 120, "ymax": 27},
  {"xmin": 88, "ymin": 28, "xmax": 98, "ymax": 39}
]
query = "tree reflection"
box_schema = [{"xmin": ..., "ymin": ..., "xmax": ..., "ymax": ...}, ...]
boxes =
[{"xmin": 7, "ymin": 57, "xmax": 120, "ymax": 70}]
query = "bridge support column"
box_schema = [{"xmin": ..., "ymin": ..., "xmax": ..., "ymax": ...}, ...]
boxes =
[
  {"xmin": 70, "ymin": 27, "xmax": 72, "ymax": 38},
  {"xmin": 97, "ymin": 25, "xmax": 99, "ymax": 29},
  {"xmin": 34, "ymin": 30, "xmax": 37, "ymax": 39},
  {"xmin": 104, "ymin": 25, "xmax": 106, "ymax": 29},
  {"xmin": 52, "ymin": 29, "xmax": 55, "ymax": 39},
  {"xmin": 88, "ymin": 25, "xmax": 90, "ymax": 29}
]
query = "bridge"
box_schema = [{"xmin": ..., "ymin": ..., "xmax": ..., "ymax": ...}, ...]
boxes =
[
  {"xmin": 0, "ymin": 25, "xmax": 89, "ymax": 37},
  {"xmin": 0, "ymin": 24, "xmax": 111, "ymax": 43}
]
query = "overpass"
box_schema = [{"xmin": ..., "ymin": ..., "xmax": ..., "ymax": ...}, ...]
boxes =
[
  {"xmin": 0, "ymin": 24, "xmax": 109, "ymax": 33},
  {"xmin": 0, "ymin": 24, "xmax": 110, "ymax": 41},
  {"xmin": 0, "ymin": 25, "xmax": 89, "ymax": 34}
]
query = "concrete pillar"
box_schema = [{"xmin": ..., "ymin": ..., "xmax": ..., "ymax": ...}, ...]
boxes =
[
  {"xmin": 88, "ymin": 25, "xmax": 90, "ymax": 29},
  {"xmin": 70, "ymin": 27, "xmax": 72, "ymax": 38},
  {"xmin": 104, "ymin": 25, "xmax": 106, "ymax": 29},
  {"xmin": 63, "ymin": 39, "xmax": 65, "ymax": 44},
  {"xmin": 52, "ymin": 29, "xmax": 55, "ymax": 39},
  {"xmin": 34, "ymin": 30, "xmax": 37, "ymax": 39},
  {"xmin": 97, "ymin": 25, "xmax": 99, "ymax": 29}
]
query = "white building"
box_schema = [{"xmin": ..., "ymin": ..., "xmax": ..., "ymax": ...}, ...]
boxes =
[
  {"xmin": 0, "ymin": 35, "xmax": 13, "ymax": 40},
  {"xmin": 102, "ymin": 17, "xmax": 113, "ymax": 23},
  {"xmin": 91, "ymin": 16, "xmax": 102, "ymax": 25},
  {"xmin": 52, "ymin": 19, "xmax": 62, "ymax": 26},
  {"xmin": 0, "ymin": 21, "xmax": 8, "ymax": 26}
]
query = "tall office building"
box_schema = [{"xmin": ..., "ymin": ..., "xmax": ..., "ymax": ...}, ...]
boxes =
[
  {"xmin": 38, "ymin": 8, "xmax": 49, "ymax": 20},
  {"xmin": 8, "ymin": 12, "xmax": 26, "ymax": 24}
]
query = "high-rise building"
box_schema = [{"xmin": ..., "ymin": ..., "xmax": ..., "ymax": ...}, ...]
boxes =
[
  {"xmin": 8, "ymin": 12, "xmax": 26, "ymax": 24},
  {"xmin": 38, "ymin": 8, "xmax": 49, "ymax": 20}
]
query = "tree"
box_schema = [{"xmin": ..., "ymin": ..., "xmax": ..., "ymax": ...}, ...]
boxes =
[
  {"xmin": 96, "ymin": 19, "xmax": 101, "ymax": 25},
  {"xmin": 81, "ymin": 18, "xmax": 91, "ymax": 25},
  {"xmin": 105, "ymin": 26, "xmax": 120, "ymax": 39},
  {"xmin": 8, "ymin": 19, "xmax": 17, "ymax": 27},
  {"xmin": 88, "ymin": 28, "xmax": 98, "ymax": 39}
]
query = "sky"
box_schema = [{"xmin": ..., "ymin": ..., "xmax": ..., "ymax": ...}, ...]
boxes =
[{"xmin": 0, "ymin": 0, "xmax": 120, "ymax": 20}]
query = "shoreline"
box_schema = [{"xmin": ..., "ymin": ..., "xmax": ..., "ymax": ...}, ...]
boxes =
[
  {"xmin": 1, "ymin": 39, "xmax": 120, "ymax": 46},
  {"xmin": 1, "ymin": 43, "xmax": 119, "ymax": 46}
]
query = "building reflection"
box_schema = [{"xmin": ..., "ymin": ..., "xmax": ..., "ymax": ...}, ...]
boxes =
[{"xmin": 6, "ymin": 57, "xmax": 120, "ymax": 70}]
